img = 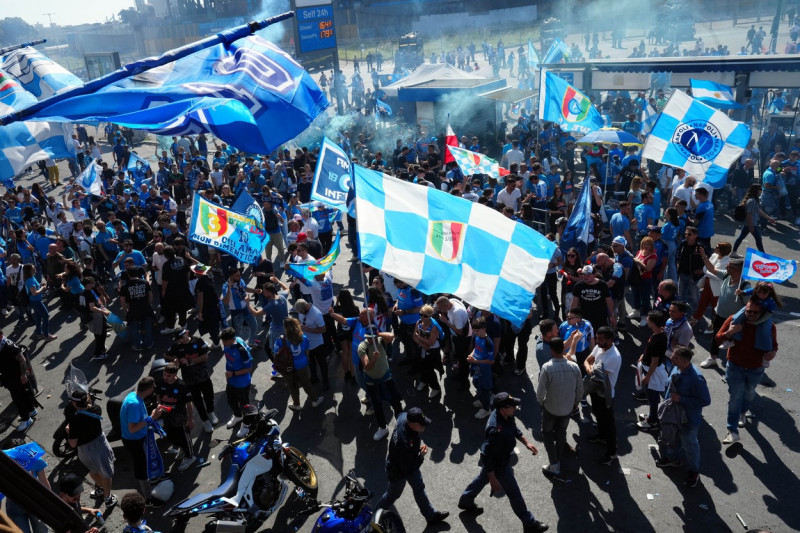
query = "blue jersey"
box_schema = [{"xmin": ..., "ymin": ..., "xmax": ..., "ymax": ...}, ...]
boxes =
[
  {"xmin": 224, "ymin": 339, "xmax": 252, "ymax": 388},
  {"xmin": 471, "ymin": 336, "xmax": 494, "ymax": 386},
  {"xmin": 273, "ymin": 335, "xmax": 310, "ymax": 370},
  {"xmin": 396, "ymin": 286, "xmax": 423, "ymax": 324},
  {"xmin": 559, "ymin": 319, "xmax": 594, "ymax": 353}
]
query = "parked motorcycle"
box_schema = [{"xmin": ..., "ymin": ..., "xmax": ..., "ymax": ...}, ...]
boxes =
[
  {"xmin": 311, "ymin": 471, "xmax": 405, "ymax": 533},
  {"xmin": 165, "ymin": 404, "xmax": 318, "ymax": 533}
]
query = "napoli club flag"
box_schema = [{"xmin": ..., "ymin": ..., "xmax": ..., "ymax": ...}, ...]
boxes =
[{"xmin": 742, "ymin": 248, "xmax": 797, "ymax": 282}]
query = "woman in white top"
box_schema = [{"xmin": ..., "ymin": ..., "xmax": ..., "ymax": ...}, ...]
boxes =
[
  {"xmin": 691, "ymin": 241, "xmax": 732, "ymax": 329},
  {"xmin": 5, "ymin": 253, "xmax": 34, "ymax": 324}
]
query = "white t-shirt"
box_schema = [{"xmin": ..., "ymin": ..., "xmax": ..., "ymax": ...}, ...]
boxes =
[
  {"xmin": 299, "ymin": 305, "xmax": 326, "ymax": 349},
  {"xmin": 504, "ymin": 149, "xmax": 525, "ymax": 168},
  {"xmin": 447, "ymin": 299, "xmax": 472, "ymax": 336},
  {"xmin": 307, "ymin": 271, "xmax": 334, "ymax": 313},
  {"xmin": 670, "ymin": 175, "xmax": 686, "ymax": 197},
  {"xmin": 303, "ymin": 217, "xmax": 319, "ymax": 239},
  {"xmin": 672, "ymin": 184, "xmax": 693, "ymax": 206},
  {"xmin": 591, "ymin": 344, "xmax": 622, "ymax": 398},
  {"xmin": 210, "ymin": 170, "xmax": 224, "ymax": 188},
  {"xmin": 6, "ymin": 264, "xmax": 23, "ymax": 290},
  {"xmin": 496, "ymin": 187, "xmax": 522, "ymax": 210},
  {"xmin": 152, "ymin": 252, "xmax": 168, "ymax": 285}
]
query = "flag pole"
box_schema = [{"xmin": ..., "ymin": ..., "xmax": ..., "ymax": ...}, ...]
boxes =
[
  {"xmin": 0, "ymin": 39, "xmax": 47, "ymax": 56},
  {"xmin": 0, "ymin": 12, "xmax": 295, "ymax": 126}
]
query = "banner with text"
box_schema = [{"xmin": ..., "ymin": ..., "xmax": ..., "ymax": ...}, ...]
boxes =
[{"xmin": 189, "ymin": 193, "xmax": 266, "ymax": 263}]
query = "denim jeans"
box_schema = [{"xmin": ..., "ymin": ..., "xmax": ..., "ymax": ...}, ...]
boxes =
[
  {"xmin": 377, "ymin": 468, "xmax": 436, "ymax": 520},
  {"xmin": 725, "ymin": 361, "xmax": 764, "ymax": 433},
  {"xmin": 632, "ymin": 277, "xmax": 653, "ymax": 314},
  {"xmin": 30, "ymin": 300, "xmax": 49, "ymax": 336},
  {"xmin": 664, "ymin": 424, "xmax": 701, "ymax": 472},
  {"xmin": 541, "ymin": 408, "xmax": 571, "ymax": 467},
  {"xmin": 128, "ymin": 316, "xmax": 153, "ymax": 348},
  {"xmin": 231, "ymin": 309, "xmax": 259, "ymax": 344},
  {"xmin": 5, "ymin": 498, "xmax": 48, "ymax": 533},
  {"xmin": 678, "ymin": 274, "xmax": 699, "ymax": 314},
  {"xmin": 733, "ymin": 224, "xmax": 765, "ymax": 253},
  {"xmin": 459, "ymin": 463, "xmax": 538, "ymax": 527}
]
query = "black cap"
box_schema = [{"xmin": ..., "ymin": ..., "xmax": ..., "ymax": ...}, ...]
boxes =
[
  {"xmin": 406, "ymin": 407, "xmax": 431, "ymax": 426},
  {"xmin": 173, "ymin": 328, "xmax": 188, "ymax": 340},
  {"xmin": 59, "ymin": 473, "xmax": 85, "ymax": 497},
  {"xmin": 69, "ymin": 388, "xmax": 88, "ymax": 403},
  {"xmin": 491, "ymin": 392, "xmax": 521, "ymax": 409}
]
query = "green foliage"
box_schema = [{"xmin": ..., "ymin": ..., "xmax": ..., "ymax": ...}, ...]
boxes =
[{"xmin": 0, "ymin": 17, "xmax": 37, "ymax": 48}]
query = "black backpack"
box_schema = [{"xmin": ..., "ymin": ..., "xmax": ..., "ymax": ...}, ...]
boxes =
[
  {"xmin": 734, "ymin": 202, "xmax": 746, "ymax": 222},
  {"xmin": 263, "ymin": 208, "xmax": 280, "ymax": 232}
]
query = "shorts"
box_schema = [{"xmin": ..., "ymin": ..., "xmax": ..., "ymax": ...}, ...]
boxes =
[{"xmin": 78, "ymin": 434, "xmax": 116, "ymax": 479}]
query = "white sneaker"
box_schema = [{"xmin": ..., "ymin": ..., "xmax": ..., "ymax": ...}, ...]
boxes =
[
  {"xmin": 702, "ymin": 327, "xmax": 715, "ymax": 335},
  {"xmin": 472, "ymin": 399, "xmax": 483, "ymax": 408},
  {"xmin": 416, "ymin": 381, "xmax": 427, "ymax": 391},
  {"xmin": 542, "ymin": 463, "xmax": 560, "ymax": 475},
  {"xmin": 311, "ymin": 396, "xmax": 324, "ymax": 407},
  {"xmin": 429, "ymin": 388, "xmax": 441, "ymax": 399},
  {"xmin": 226, "ymin": 415, "xmax": 243, "ymax": 428},
  {"xmin": 177, "ymin": 456, "xmax": 196, "ymax": 471},
  {"xmin": 700, "ymin": 357, "xmax": 718, "ymax": 369},
  {"xmin": 639, "ymin": 317, "xmax": 648, "ymax": 328},
  {"xmin": 16, "ymin": 418, "xmax": 33, "ymax": 432},
  {"xmin": 236, "ymin": 425, "xmax": 250, "ymax": 438},
  {"xmin": 202, "ymin": 420, "xmax": 214, "ymax": 433},
  {"xmin": 208, "ymin": 412, "xmax": 219, "ymax": 425},
  {"xmin": 719, "ymin": 340, "xmax": 734, "ymax": 350},
  {"xmin": 475, "ymin": 408, "xmax": 491, "ymax": 419},
  {"xmin": 365, "ymin": 407, "xmax": 375, "ymax": 416},
  {"xmin": 738, "ymin": 414, "xmax": 746, "ymax": 428},
  {"xmin": 373, "ymin": 426, "xmax": 390, "ymax": 440},
  {"xmin": 211, "ymin": 343, "xmax": 222, "ymax": 350},
  {"xmin": 722, "ymin": 431, "xmax": 740, "ymax": 445}
]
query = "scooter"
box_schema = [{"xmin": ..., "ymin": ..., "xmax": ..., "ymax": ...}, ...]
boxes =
[
  {"xmin": 164, "ymin": 403, "xmax": 318, "ymax": 533},
  {"xmin": 51, "ymin": 363, "xmax": 103, "ymax": 458},
  {"xmin": 311, "ymin": 471, "xmax": 405, "ymax": 533}
]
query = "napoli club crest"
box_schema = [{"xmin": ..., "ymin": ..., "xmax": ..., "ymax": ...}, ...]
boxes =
[
  {"xmin": 672, "ymin": 120, "xmax": 724, "ymax": 164},
  {"xmin": 428, "ymin": 220, "xmax": 466, "ymax": 262}
]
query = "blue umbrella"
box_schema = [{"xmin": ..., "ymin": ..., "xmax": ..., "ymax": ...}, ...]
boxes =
[{"xmin": 578, "ymin": 127, "xmax": 642, "ymax": 146}]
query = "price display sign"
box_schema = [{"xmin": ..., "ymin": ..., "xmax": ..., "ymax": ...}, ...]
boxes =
[{"xmin": 297, "ymin": 5, "xmax": 337, "ymax": 53}]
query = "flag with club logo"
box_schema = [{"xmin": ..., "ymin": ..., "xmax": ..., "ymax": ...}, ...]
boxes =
[
  {"xmin": 1, "ymin": 36, "xmax": 328, "ymax": 155},
  {"xmin": 538, "ymin": 70, "xmax": 604, "ymax": 134},
  {"xmin": 77, "ymin": 161, "xmax": 103, "ymax": 196},
  {"xmin": 641, "ymin": 90, "xmax": 751, "ymax": 189},
  {"xmin": 189, "ymin": 192, "xmax": 267, "ymax": 264},
  {"xmin": 444, "ymin": 121, "xmax": 458, "ymax": 164},
  {"xmin": 689, "ymin": 79, "xmax": 743, "ymax": 110},
  {"xmin": 742, "ymin": 248, "xmax": 797, "ymax": 282},
  {"xmin": 353, "ymin": 166, "xmax": 556, "ymax": 325},
  {"xmin": 1, "ymin": 46, "xmax": 83, "ymax": 100},
  {"xmin": 285, "ymin": 231, "xmax": 341, "ymax": 282},
  {"xmin": 640, "ymin": 102, "xmax": 659, "ymax": 136},
  {"xmin": 311, "ymin": 136, "xmax": 353, "ymax": 215},
  {"xmin": 543, "ymin": 38, "xmax": 571, "ymax": 64},
  {"xmin": 447, "ymin": 145, "xmax": 510, "ymax": 180}
]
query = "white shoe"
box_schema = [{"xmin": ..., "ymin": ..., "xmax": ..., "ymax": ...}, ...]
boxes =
[
  {"xmin": 638, "ymin": 317, "xmax": 648, "ymax": 327},
  {"xmin": 211, "ymin": 343, "xmax": 222, "ymax": 350},
  {"xmin": 475, "ymin": 408, "xmax": 491, "ymax": 419},
  {"xmin": 700, "ymin": 357, "xmax": 718, "ymax": 369},
  {"xmin": 16, "ymin": 418, "xmax": 33, "ymax": 432},
  {"xmin": 416, "ymin": 381, "xmax": 427, "ymax": 391},
  {"xmin": 236, "ymin": 425, "xmax": 250, "ymax": 438},
  {"xmin": 226, "ymin": 415, "xmax": 243, "ymax": 428},
  {"xmin": 472, "ymin": 399, "xmax": 483, "ymax": 408},
  {"xmin": 311, "ymin": 396, "xmax": 324, "ymax": 407},
  {"xmin": 365, "ymin": 407, "xmax": 375, "ymax": 416},
  {"xmin": 175, "ymin": 448, "xmax": 185, "ymax": 462},
  {"xmin": 722, "ymin": 431, "xmax": 740, "ymax": 445},
  {"xmin": 702, "ymin": 328, "xmax": 715, "ymax": 335},
  {"xmin": 373, "ymin": 426, "xmax": 390, "ymax": 440},
  {"xmin": 202, "ymin": 420, "xmax": 214, "ymax": 433},
  {"xmin": 719, "ymin": 340, "xmax": 734, "ymax": 350},
  {"xmin": 429, "ymin": 388, "xmax": 441, "ymax": 399},
  {"xmin": 738, "ymin": 414, "xmax": 746, "ymax": 428},
  {"xmin": 208, "ymin": 412, "xmax": 219, "ymax": 425},
  {"xmin": 177, "ymin": 456, "xmax": 196, "ymax": 471}
]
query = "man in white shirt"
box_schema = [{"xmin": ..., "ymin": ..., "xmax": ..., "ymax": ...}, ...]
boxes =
[
  {"xmin": 496, "ymin": 177, "xmax": 522, "ymax": 211},
  {"xmin": 672, "ymin": 175, "xmax": 696, "ymax": 210},
  {"xmin": 582, "ymin": 326, "xmax": 621, "ymax": 466},
  {"xmin": 503, "ymin": 140, "xmax": 525, "ymax": 168},
  {"xmin": 301, "ymin": 208, "xmax": 319, "ymax": 239},
  {"xmin": 295, "ymin": 299, "xmax": 330, "ymax": 390}
]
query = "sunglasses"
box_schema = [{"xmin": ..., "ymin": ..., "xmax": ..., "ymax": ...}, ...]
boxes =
[
  {"xmin": 567, "ymin": 253, "xmax": 577, "ymax": 257},
  {"xmin": 420, "ymin": 313, "xmax": 432, "ymax": 318}
]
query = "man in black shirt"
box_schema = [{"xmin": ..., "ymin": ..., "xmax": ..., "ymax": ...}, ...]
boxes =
[
  {"xmin": 0, "ymin": 332, "xmax": 36, "ymax": 431},
  {"xmin": 192, "ymin": 265, "xmax": 222, "ymax": 349},
  {"xmin": 616, "ymin": 159, "xmax": 644, "ymax": 193},
  {"xmin": 166, "ymin": 329, "xmax": 218, "ymax": 433},
  {"xmin": 120, "ymin": 267, "xmax": 154, "ymax": 351},
  {"xmin": 572, "ymin": 266, "xmax": 616, "ymax": 329},
  {"xmin": 154, "ymin": 363, "xmax": 197, "ymax": 471}
]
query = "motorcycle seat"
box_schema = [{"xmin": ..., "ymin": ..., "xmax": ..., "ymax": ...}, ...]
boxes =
[{"xmin": 174, "ymin": 464, "xmax": 240, "ymax": 510}]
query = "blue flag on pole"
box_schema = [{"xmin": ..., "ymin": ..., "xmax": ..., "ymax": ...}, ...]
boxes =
[
  {"xmin": 376, "ymin": 99, "xmax": 392, "ymax": 116},
  {"xmin": 538, "ymin": 70, "xmax": 604, "ymax": 134},
  {"xmin": 354, "ymin": 166, "xmax": 555, "ymax": 326},
  {"xmin": 190, "ymin": 192, "xmax": 267, "ymax": 264},
  {"xmin": 742, "ymin": 248, "xmax": 797, "ymax": 282},
  {"xmin": 1, "ymin": 46, "xmax": 83, "ymax": 100},
  {"xmin": 527, "ymin": 40, "xmax": 540, "ymax": 70},
  {"xmin": 78, "ymin": 162, "xmax": 103, "ymax": 196},
  {"xmin": 2, "ymin": 36, "xmax": 328, "ymax": 155},
  {"xmin": 641, "ymin": 90, "xmax": 750, "ymax": 189},
  {"xmin": 543, "ymin": 38, "xmax": 571, "ymax": 64},
  {"xmin": 690, "ymin": 79, "xmax": 744, "ymax": 110},
  {"xmin": 311, "ymin": 136, "xmax": 354, "ymax": 215},
  {"xmin": 640, "ymin": 102, "xmax": 659, "ymax": 135},
  {"xmin": 285, "ymin": 231, "xmax": 341, "ymax": 282},
  {"xmin": 560, "ymin": 178, "xmax": 592, "ymax": 259}
]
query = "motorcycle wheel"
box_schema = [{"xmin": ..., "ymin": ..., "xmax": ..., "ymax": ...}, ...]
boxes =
[
  {"xmin": 283, "ymin": 446, "xmax": 318, "ymax": 494},
  {"xmin": 52, "ymin": 432, "xmax": 77, "ymax": 458},
  {"xmin": 375, "ymin": 509, "xmax": 406, "ymax": 533}
]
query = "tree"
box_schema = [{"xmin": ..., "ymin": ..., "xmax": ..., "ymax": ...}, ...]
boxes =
[{"xmin": 0, "ymin": 17, "xmax": 37, "ymax": 48}]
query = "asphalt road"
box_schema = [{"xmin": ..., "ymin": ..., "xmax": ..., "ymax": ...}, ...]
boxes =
[{"xmin": 1, "ymin": 158, "xmax": 799, "ymax": 533}]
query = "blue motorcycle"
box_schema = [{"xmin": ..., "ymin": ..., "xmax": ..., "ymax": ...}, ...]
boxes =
[
  {"xmin": 311, "ymin": 471, "xmax": 405, "ymax": 533},
  {"xmin": 165, "ymin": 405, "xmax": 317, "ymax": 532}
]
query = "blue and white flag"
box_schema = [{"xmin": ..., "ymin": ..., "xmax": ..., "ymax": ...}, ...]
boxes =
[
  {"xmin": 127, "ymin": 151, "xmax": 150, "ymax": 185},
  {"xmin": 189, "ymin": 192, "xmax": 267, "ymax": 264},
  {"xmin": 641, "ymin": 102, "xmax": 659, "ymax": 135},
  {"xmin": 353, "ymin": 166, "xmax": 555, "ymax": 325},
  {"xmin": 560, "ymin": 177, "xmax": 593, "ymax": 259},
  {"xmin": 145, "ymin": 417, "xmax": 166, "ymax": 481},
  {"xmin": 285, "ymin": 231, "xmax": 341, "ymax": 282},
  {"xmin": 689, "ymin": 79, "xmax": 744, "ymax": 110},
  {"xmin": 311, "ymin": 136, "xmax": 354, "ymax": 215},
  {"xmin": 78, "ymin": 161, "xmax": 103, "ymax": 196},
  {"xmin": 641, "ymin": 90, "xmax": 751, "ymax": 189},
  {"xmin": 1, "ymin": 46, "xmax": 83, "ymax": 100},
  {"xmin": 742, "ymin": 248, "xmax": 797, "ymax": 282},
  {"xmin": 543, "ymin": 38, "xmax": 571, "ymax": 64},
  {"xmin": 538, "ymin": 70, "xmax": 604, "ymax": 134},
  {"xmin": 3, "ymin": 36, "xmax": 328, "ymax": 155},
  {"xmin": 376, "ymin": 99, "xmax": 392, "ymax": 116},
  {"xmin": 527, "ymin": 40, "xmax": 540, "ymax": 70}
]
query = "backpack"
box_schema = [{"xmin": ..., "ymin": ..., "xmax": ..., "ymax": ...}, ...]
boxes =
[
  {"xmin": 263, "ymin": 208, "xmax": 280, "ymax": 232},
  {"xmin": 273, "ymin": 336, "xmax": 294, "ymax": 374},
  {"xmin": 733, "ymin": 202, "xmax": 747, "ymax": 222}
]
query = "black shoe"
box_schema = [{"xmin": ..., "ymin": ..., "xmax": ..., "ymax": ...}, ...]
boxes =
[
  {"xmin": 586, "ymin": 435, "xmax": 606, "ymax": 444},
  {"xmin": 598, "ymin": 454, "xmax": 617, "ymax": 465},
  {"xmin": 656, "ymin": 457, "xmax": 682, "ymax": 469},
  {"xmin": 632, "ymin": 391, "xmax": 647, "ymax": 402},
  {"xmin": 524, "ymin": 521, "xmax": 550, "ymax": 533},
  {"xmin": 684, "ymin": 471, "xmax": 700, "ymax": 487},
  {"xmin": 427, "ymin": 511, "xmax": 450, "ymax": 525},
  {"xmin": 458, "ymin": 503, "xmax": 484, "ymax": 516}
]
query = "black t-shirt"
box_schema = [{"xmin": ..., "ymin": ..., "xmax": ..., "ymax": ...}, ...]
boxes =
[
  {"xmin": 0, "ymin": 340, "xmax": 22, "ymax": 387},
  {"xmin": 155, "ymin": 378, "xmax": 193, "ymax": 426},
  {"xmin": 572, "ymin": 280, "xmax": 611, "ymax": 326},
  {"xmin": 163, "ymin": 257, "xmax": 190, "ymax": 289},
  {"xmin": 131, "ymin": 227, "xmax": 152, "ymax": 250},
  {"xmin": 167, "ymin": 337, "xmax": 211, "ymax": 385},
  {"xmin": 194, "ymin": 276, "xmax": 220, "ymax": 318},
  {"xmin": 617, "ymin": 167, "xmax": 643, "ymax": 192},
  {"xmin": 644, "ymin": 331, "xmax": 668, "ymax": 367},
  {"xmin": 121, "ymin": 278, "xmax": 151, "ymax": 320},
  {"xmin": 67, "ymin": 404, "xmax": 104, "ymax": 446}
]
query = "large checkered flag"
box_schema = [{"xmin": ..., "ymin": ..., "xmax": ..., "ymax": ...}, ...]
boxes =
[
  {"xmin": 447, "ymin": 145, "xmax": 510, "ymax": 181},
  {"xmin": 641, "ymin": 90, "xmax": 750, "ymax": 189}
]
